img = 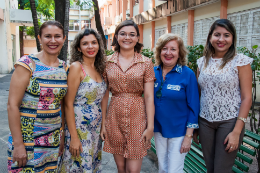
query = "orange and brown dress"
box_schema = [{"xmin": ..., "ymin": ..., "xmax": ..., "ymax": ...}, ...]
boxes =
[{"xmin": 103, "ymin": 52, "xmax": 155, "ymax": 159}]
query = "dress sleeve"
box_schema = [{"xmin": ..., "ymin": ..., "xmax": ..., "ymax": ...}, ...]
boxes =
[
  {"xmin": 144, "ymin": 58, "xmax": 155, "ymax": 83},
  {"xmin": 236, "ymin": 54, "xmax": 253, "ymax": 67},
  {"xmin": 14, "ymin": 55, "xmax": 33, "ymax": 76},
  {"xmin": 186, "ymin": 71, "xmax": 200, "ymax": 129}
]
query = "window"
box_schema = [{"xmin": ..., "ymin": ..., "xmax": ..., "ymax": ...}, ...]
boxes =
[
  {"xmin": 171, "ymin": 23, "xmax": 188, "ymax": 46},
  {"xmin": 193, "ymin": 16, "xmax": 220, "ymax": 46},
  {"xmin": 228, "ymin": 7, "xmax": 260, "ymax": 53},
  {"xmin": 81, "ymin": 20, "xmax": 91, "ymax": 30},
  {"xmin": 69, "ymin": 20, "xmax": 80, "ymax": 31},
  {"xmin": 155, "ymin": 27, "xmax": 167, "ymax": 46}
]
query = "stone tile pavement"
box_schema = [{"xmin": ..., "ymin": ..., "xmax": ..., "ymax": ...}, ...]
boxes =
[{"xmin": 0, "ymin": 73, "xmax": 158, "ymax": 172}]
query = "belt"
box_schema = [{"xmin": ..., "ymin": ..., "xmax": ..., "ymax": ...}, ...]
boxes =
[{"xmin": 112, "ymin": 93, "xmax": 142, "ymax": 98}]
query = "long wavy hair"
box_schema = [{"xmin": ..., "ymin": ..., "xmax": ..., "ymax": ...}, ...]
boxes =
[
  {"xmin": 70, "ymin": 28, "xmax": 106, "ymax": 74},
  {"xmin": 111, "ymin": 20, "xmax": 143, "ymax": 53},
  {"xmin": 154, "ymin": 33, "xmax": 188, "ymax": 66},
  {"xmin": 203, "ymin": 19, "xmax": 237, "ymax": 69}
]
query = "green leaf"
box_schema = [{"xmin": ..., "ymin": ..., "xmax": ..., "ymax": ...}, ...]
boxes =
[{"xmin": 252, "ymin": 45, "xmax": 258, "ymax": 49}]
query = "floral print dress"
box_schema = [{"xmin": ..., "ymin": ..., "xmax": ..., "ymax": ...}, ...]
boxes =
[
  {"xmin": 60, "ymin": 64, "xmax": 106, "ymax": 173},
  {"xmin": 7, "ymin": 55, "xmax": 68, "ymax": 173}
]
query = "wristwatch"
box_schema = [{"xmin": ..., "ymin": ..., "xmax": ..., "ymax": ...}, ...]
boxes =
[{"xmin": 238, "ymin": 117, "xmax": 247, "ymax": 123}]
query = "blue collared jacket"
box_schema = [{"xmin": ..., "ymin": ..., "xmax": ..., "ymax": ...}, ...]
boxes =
[{"xmin": 154, "ymin": 64, "xmax": 200, "ymax": 138}]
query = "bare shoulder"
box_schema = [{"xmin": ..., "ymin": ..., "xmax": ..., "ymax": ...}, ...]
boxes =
[{"xmin": 69, "ymin": 61, "xmax": 82, "ymax": 72}]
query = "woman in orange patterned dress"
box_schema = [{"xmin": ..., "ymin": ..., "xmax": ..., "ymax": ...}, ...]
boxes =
[{"xmin": 101, "ymin": 20, "xmax": 155, "ymax": 172}]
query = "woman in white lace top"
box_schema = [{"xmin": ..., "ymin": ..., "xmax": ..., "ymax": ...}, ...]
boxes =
[{"xmin": 193, "ymin": 19, "xmax": 253, "ymax": 173}]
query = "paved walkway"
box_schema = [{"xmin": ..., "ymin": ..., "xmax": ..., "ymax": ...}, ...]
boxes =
[{"xmin": 0, "ymin": 74, "xmax": 158, "ymax": 172}]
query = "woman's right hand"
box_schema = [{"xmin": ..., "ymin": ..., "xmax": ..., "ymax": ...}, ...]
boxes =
[
  {"xmin": 13, "ymin": 143, "xmax": 27, "ymax": 167},
  {"xmin": 69, "ymin": 136, "xmax": 83, "ymax": 157},
  {"xmin": 100, "ymin": 126, "xmax": 107, "ymax": 141}
]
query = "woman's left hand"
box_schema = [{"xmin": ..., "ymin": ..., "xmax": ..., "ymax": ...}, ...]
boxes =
[
  {"xmin": 59, "ymin": 132, "xmax": 65, "ymax": 156},
  {"xmin": 140, "ymin": 128, "xmax": 154, "ymax": 147},
  {"xmin": 224, "ymin": 131, "xmax": 240, "ymax": 153},
  {"xmin": 180, "ymin": 136, "xmax": 192, "ymax": 154}
]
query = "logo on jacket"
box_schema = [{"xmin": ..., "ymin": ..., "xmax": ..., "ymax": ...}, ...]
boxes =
[
  {"xmin": 167, "ymin": 84, "xmax": 181, "ymax": 91},
  {"xmin": 154, "ymin": 83, "xmax": 158, "ymax": 87}
]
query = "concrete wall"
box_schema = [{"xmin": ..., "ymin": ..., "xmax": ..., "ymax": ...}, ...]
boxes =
[
  {"xmin": 155, "ymin": 17, "xmax": 167, "ymax": 29},
  {"xmin": 143, "ymin": 22, "xmax": 152, "ymax": 49},
  {"xmin": 194, "ymin": 1, "xmax": 220, "ymax": 21},
  {"xmin": 171, "ymin": 11, "xmax": 188, "ymax": 26},
  {"xmin": 227, "ymin": 0, "xmax": 260, "ymax": 14}
]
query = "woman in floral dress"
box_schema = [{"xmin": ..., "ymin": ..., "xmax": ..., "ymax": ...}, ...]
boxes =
[
  {"xmin": 7, "ymin": 21, "xmax": 67, "ymax": 173},
  {"xmin": 59, "ymin": 28, "xmax": 106, "ymax": 172}
]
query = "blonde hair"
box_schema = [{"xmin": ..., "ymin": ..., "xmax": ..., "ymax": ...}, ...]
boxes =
[{"xmin": 154, "ymin": 33, "xmax": 188, "ymax": 66}]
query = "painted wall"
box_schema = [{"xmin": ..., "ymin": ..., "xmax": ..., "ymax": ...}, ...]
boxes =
[
  {"xmin": 68, "ymin": 32, "xmax": 79, "ymax": 41},
  {"xmin": 155, "ymin": 0, "xmax": 165, "ymax": 7},
  {"xmin": 24, "ymin": 47, "xmax": 37, "ymax": 55},
  {"xmin": 227, "ymin": 0, "xmax": 260, "ymax": 14},
  {"xmin": 0, "ymin": 0, "xmax": 14, "ymax": 73},
  {"xmin": 0, "ymin": 0, "xmax": 5, "ymax": 9},
  {"xmin": 155, "ymin": 17, "xmax": 167, "ymax": 29},
  {"xmin": 143, "ymin": 22, "xmax": 152, "ymax": 49},
  {"xmin": 15, "ymin": 25, "xmax": 20, "ymax": 61},
  {"xmin": 133, "ymin": 4, "xmax": 139, "ymax": 16},
  {"xmin": 194, "ymin": 1, "xmax": 220, "ymax": 21},
  {"xmin": 171, "ymin": 11, "xmax": 188, "ymax": 26},
  {"xmin": 144, "ymin": 0, "xmax": 152, "ymax": 12}
]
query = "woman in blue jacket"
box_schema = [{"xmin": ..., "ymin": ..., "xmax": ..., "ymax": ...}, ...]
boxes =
[{"xmin": 153, "ymin": 33, "xmax": 200, "ymax": 173}]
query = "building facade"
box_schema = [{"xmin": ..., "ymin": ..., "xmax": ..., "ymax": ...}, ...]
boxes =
[
  {"xmin": 96, "ymin": 0, "xmax": 260, "ymax": 54},
  {"xmin": 0, "ymin": 0, "xmax": 33, "ymax": 74}
]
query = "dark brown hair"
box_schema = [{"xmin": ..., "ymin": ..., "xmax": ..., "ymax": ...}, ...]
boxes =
[
  {"xmin": 70, "ymin": 28, "xmax": 106, "ymax": 74},
  {"xmin": 111, "ymin": 20, "xmax": 143, "ymax": 53},
  {"xmin": 39, "ymin": 21, "xmax": 65, "ymax": 37},
  {"xmin": 203, "ymin": 19, "xmax": 237, "ymax": 69}
]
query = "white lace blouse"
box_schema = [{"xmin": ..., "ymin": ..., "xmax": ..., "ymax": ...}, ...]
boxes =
[{"xmin": 197, "ymin": 54, "xmax": 253, "ymax": 122}]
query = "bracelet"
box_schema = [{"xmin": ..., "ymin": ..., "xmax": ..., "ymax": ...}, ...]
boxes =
[
  {"xmin": 238, "ymin": 117, "xmax": 247, "ymax": 123},
  {"xmin": 185, "ymin": 134, "xmax": 193, "ymax": 138}
]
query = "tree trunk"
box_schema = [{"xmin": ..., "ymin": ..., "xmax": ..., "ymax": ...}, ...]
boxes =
[
  {"xmin": 54, "ymin": 0, "xmax": 67, "ymax": 60},
  {"xmin": 19, "ymin": 2, "xmax": 24, "ymax": 57},
  {"xmin": 61, "ymin": 0, "xmax": 69, "ymax": 62},
  {"xmin": 93, "ymin": 0, "xmax": 107, "ymax": 49},
  {"xmin": 29, "ymin": 0, "xmax": 41, "ymax": 52}
]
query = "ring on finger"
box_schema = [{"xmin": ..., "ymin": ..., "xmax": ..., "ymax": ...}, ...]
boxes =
[
  {"xmin": 230, "ymin": 146, "xmax": 233, "ymax": 149},
  {"xmin": 14, "ymin": 161, "xmax": 18, "ymax": 166}
]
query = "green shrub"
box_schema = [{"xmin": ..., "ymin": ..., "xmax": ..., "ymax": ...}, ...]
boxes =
[
  {"xmin": 105, "ymin": 49, "xmax": 114, "ymax": 56},
  {"xmin": 141, "ymin": 48, "xmax": 155, "ymax": 64},
  {"xmin": 187, "ymin": 45, "xmax": 204, "ymax": 74}
]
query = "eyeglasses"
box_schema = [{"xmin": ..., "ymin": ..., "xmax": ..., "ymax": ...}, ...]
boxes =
[{"xmin": 118, "ymin": 32, "xmax": 137, "ymax": 38}]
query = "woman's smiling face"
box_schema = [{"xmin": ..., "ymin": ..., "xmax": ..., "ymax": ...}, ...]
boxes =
[
  {"xmin": 210, "ymin": 26, "xmax": 233, "ymax": 55},
  {"xmin": 78, "ymin": 34, "xmax": 99, "ymax": 59},
  {"xmin": 116, "ymin": 26, "xmax": 139, "ymax": 51},
  {"xmin": 160, "ymin": 40, "xmax": 179, "ymax": 68}
]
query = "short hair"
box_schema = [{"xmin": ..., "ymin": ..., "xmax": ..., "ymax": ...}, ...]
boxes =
[
  {"xmin": 203, "ymin": 19, "xmax": 237, "ymax": 69},
  {"xmin": 154, "ymin": 33, "xmax": 188, "ymax": 66},
  {"xmin": 39, "ymin": 21, "xmax": 64, "ymax": 37},
  {"xmin": 111, "ymin": 20, "xmax": 143, "ymax": 53},
  {"xmin": 70, "ymin": 28, "xmax": 106, "ymax": 74}
]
